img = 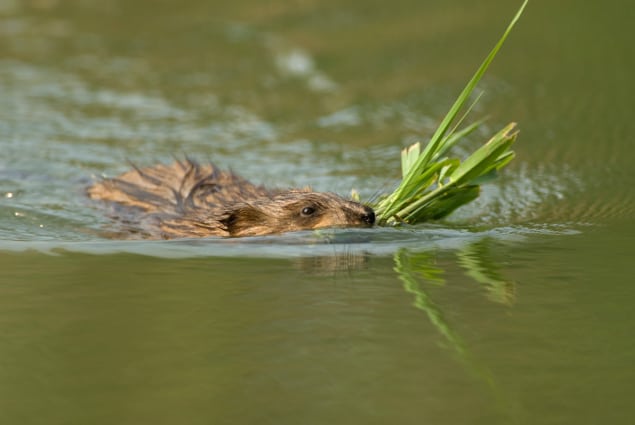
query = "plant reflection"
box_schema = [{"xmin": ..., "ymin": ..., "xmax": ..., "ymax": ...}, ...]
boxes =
[
  {"xmin": 455, "ymin": 240, "xmax": 516, "ymax": 305},
  {"xmin": 394, "ymin": 240, "xmax": 517, "ymax": 422}
]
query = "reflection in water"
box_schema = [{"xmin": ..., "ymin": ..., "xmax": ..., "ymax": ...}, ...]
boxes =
[
  {"xmin": 294, "ymin": 251, "xmax": 369, "ymax": 276},
  {"xmin": 456, "ymin": 239, "xmax": 515, "ymax": 305},
  {"xmin": 393, "ymin": 242, "xmax": 517, "ymax": 422}
]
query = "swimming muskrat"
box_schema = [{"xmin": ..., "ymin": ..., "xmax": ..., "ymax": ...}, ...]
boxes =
[{"xmin": 88, "ymin": 159, "xmax": 375, "ymax": 239}]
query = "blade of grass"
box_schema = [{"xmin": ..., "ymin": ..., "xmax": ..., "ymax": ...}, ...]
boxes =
[
  {"xmin": 401, "ymin": 142, "xmax": 421, "ymax": 178},
  {"xmin": 414, "ymin": 0, "xmax": 528, "ymax": 172},
  {"xmin": 405, "ymin": 185, "xmax": 481, "ymax": 222},
  {"xmin": 449, "ymin": 123, "xmax": 517, "ymax": 185},
  {"xmin": 433, "ymin": 119, "xmax": 484, "ymax": 163},
  {"xmin": 375, "ymin": 0, "xmax": 528, "ymax": 224}
]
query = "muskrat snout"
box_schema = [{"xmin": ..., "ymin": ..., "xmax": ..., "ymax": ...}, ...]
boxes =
[{"xmin": 360, "ymin": 206, "xmax": 375, "ymax": 226}]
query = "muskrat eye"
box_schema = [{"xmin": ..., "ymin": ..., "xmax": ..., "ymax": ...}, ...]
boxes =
[{"xmin": 301, "ymin": 206, "xmax": 316, "ymax": 217}]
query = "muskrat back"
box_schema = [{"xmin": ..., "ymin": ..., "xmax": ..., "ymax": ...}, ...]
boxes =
[{"xmin": 88, "ymin": 159, "xmax": 375, "ymax": 239}]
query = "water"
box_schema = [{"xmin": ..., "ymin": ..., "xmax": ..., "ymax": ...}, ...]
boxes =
[{"xmin": 1, "ymin": 1, "xmax": 634, "ymax": 424}]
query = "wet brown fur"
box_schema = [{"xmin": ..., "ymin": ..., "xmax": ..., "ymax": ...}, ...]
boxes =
[{"xmin": 88, "ymin": 159, "xmax": 375, "ymax": 239}]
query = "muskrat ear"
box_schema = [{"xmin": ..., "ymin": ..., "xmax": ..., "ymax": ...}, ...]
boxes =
[{"xmin": 220, "ymin": 204, "xmax": 267, "ymax": 237}]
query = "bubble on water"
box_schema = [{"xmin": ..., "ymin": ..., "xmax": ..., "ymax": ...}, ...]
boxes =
[{"xmin": 272, "ymin": 47, "xmax": 338, "ymax": 92}]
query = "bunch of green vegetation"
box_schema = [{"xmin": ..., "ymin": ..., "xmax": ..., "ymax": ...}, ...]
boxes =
[{"xmin": 373, "ymin": 0, "xmax": 528, "ymax": 225}]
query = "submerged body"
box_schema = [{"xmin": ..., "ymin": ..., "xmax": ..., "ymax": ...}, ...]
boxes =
[{"xmin": 88, "ymin": 160, "xmax": 375, "ymax": 239}]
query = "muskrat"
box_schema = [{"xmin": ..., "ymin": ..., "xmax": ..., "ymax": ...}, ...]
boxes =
[{"xmin": 88, "ymin": 159, "xmax": 375, "ymax": 239}]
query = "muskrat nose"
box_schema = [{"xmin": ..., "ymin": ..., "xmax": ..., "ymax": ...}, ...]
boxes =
[{"xmin": 360, "ymin": 207, "xmax": 375, "ymax": 225}]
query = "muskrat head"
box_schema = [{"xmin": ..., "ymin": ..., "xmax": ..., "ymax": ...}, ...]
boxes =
[{"xmin": 219, "ymin": 190, "xmax": 375, "ymax": 237}]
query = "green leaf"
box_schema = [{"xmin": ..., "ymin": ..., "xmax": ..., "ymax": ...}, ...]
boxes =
[
  {"xmin": 407, "ymin": 185, "xmax": 481, "ymax": 222},
  {"xmin": 401, "ymin": 142, "xmax": 421, "ymax": 178},
  {"xmin": 433, "ymin": 119, "xmax": 484, "ymax": 163},
  {"xmin": 449, "ymin": 123, "xmax": 518, "ymax": 185}
]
